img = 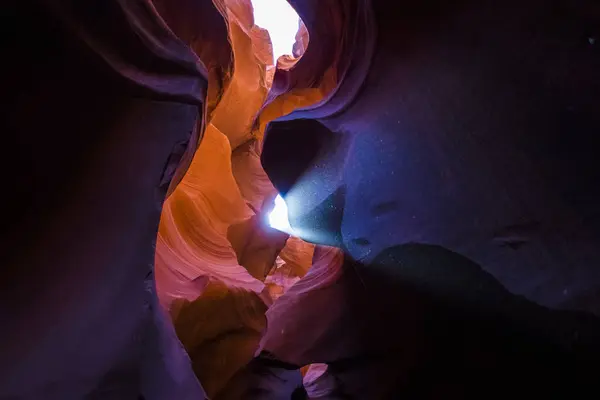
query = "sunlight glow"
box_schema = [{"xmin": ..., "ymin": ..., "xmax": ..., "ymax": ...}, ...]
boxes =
[
  {"xmin": 268, "ymin": 194, "xmax": 293, "ymax": 233},
  {"xmin": 251, "ymin": 0, "xmax": 301, "ymax": 63}
]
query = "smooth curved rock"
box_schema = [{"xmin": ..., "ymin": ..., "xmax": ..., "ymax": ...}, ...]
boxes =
[
  {"xmin": 263, "ymin": 0, "xmax": 600, "ymax": 315},
  {"xmin": 7, "ymin": 0, "xmax": 600, "ymax": 397},
  {"xmin": 260, "ymin": 245, "xmax": 600, "ymax": 397},
  {"xmin": 171, "ymin": 281, "xmax": 268, "ymax": 398},
  {"xmin": 2, "ymin": 0, "xmax": 207, "ymax": 397}
]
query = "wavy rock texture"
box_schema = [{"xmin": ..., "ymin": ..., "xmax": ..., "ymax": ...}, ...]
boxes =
[
  {"xmin": 6, "ymin": 0, "xmax": 600, "ymax": 398},
  {"xmin": 155, "ymin": 0, "xmax": 323, "ymax": 311},
  {"xmin": 152, "ymin": 0, "xmax": 339, "ymax": 396}
]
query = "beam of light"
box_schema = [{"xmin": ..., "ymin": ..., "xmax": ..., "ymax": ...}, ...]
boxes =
[
  {"xmin": 250, "ymin": 0, "xmax": 300, "ymax": 64},
  {"xmin": 268, "ymin": 194, "xmax": 293, "ymax": 233}
]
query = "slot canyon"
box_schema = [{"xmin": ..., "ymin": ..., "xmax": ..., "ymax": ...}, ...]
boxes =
[{"xmin": 2, "ymin": 0, "xmax": 600, "ymax": 398}]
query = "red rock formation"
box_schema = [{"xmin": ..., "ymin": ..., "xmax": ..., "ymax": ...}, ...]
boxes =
[
  {"xmin": 154, "ymin": 0, "xmax": 316, "ymax": 312},
  {"xmin": 151, "ymin": 1, "xmax": 330, "ymax": 396},
  {"xmin": 4, "ymin": 0, "xmax": 600, "ymax": 398}
]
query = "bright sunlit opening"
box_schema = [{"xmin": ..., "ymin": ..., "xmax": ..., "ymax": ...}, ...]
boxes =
[
  {"xmin": 268, "ymin": 194, "xmax": 293, "ymax": 233},
  {"xmin": 251, "ymin": 0, "xmax": 301, "ymax": 63}
]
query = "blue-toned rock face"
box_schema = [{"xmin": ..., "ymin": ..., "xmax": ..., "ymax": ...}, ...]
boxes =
[{"xmin": 263, "ymin": 0, "xmax": 600, "ymax": 315}]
